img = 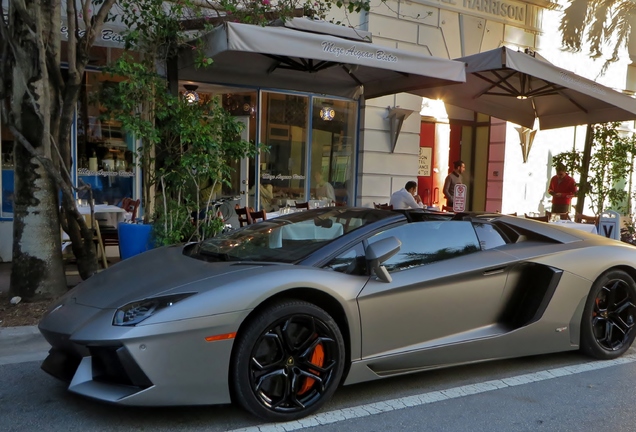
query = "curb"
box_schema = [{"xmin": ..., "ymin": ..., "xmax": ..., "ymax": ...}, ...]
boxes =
[{"xmin": 0, "ymin": 325, "xmax": 40, "ymax": 339}]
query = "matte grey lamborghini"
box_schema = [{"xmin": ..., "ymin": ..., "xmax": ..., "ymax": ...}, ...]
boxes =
[{"xmin": 39, "ymin": 208, "xmax": 636, "ymax": 421}]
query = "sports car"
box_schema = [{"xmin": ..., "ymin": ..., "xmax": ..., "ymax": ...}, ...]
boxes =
[{"xmin": 39, "ymin": 208, "xmax": 636, "ymax": 421}]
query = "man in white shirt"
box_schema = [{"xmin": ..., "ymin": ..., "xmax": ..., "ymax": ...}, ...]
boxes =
[{"xmin": 389, "ymin": 181, "xmax": 424, "ymax": 209}]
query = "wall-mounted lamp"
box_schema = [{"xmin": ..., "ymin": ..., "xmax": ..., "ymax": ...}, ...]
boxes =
[
  {"xmin": 320, "ymin": 106, "xmax": 335, "ymax": 121},
  {"xmin": 183, "ymin": 84, "xmax": 200, "ymax": 104}
]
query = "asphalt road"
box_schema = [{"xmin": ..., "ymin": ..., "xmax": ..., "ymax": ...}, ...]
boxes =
[{"xmin": 2, "ymin": 345, "xmax": 636, "ymax": 432}]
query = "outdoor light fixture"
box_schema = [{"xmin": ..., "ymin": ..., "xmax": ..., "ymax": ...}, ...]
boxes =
[
  {"xmin": 183, "ymin": 84, "xmax": 200, "ymax": 104},
  {"xmin": 516, "ymin": 95, "xmax": 528, "ymax": 100},
  {"xmin": 320, "ymin": 106, "xmax": 335, "ymax": 121}
]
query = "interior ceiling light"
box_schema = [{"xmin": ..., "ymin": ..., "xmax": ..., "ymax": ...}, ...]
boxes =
[
  {"xmin": 320, "ymin": 106, "xmax": 335, "ymax": 121},
  {"xmin": 183, "ymin": 84, "xmax": 200, "ymax": 104}
]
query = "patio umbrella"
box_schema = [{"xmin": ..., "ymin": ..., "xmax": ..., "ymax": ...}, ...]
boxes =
[{"xmin": 414, "ymin": 47, "xmax": 636, "ymax": 130}]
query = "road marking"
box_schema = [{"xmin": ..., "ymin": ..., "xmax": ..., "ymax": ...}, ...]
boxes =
[{"xmin": 229, "ymin": 354, "xmax": 636, "ymax": 432}]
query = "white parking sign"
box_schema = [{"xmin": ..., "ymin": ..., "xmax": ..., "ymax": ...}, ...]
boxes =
[{"xmin": 453, "ymin": 184, "xmax": 467, "ymax": 212}]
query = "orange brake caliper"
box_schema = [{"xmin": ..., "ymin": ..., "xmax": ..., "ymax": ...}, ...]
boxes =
[{"xmin": 298, "ymin": 342, "xmax": 324, "ymax": 395}]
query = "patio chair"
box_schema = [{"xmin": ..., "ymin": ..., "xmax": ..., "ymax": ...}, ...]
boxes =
[
  {"xmin": 249, "ymin": 209, "xmax": 267, "ymax": 223},
  {"xmin": 235, "ymin": 205, "xmax": 252, "ymax": 227},
  {"xmin": 575, "ymin": 213, "xmax": 599, "ymax": 225}
]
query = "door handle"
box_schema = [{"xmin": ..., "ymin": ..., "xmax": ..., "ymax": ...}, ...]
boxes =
[{"xmin": 483, "ymin": 267, "xmax": 506, "ymax": 276}]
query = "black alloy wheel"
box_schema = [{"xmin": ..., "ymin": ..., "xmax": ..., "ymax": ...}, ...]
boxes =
[
  {"xmin": 231, "ymin": 300, "xmax": 345, "ymax": 421},
  {"xmin": 581, "ymin": 270, "xmax": 636, "ymax": 359}
]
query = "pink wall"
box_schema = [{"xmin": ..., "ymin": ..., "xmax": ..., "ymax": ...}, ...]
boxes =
[{"xmin": 485, "ymin": 118, "xmax": 506, "ymax": 212}]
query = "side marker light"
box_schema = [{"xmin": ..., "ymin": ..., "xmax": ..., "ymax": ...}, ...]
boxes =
[{"xmin": 205, "ymin": 332, "xmax": 237, "ymax": 342}]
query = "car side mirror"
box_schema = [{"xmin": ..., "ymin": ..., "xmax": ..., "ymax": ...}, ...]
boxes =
[{"xmin": 365, "ymin": 236, "xmax": 401, "ymax": 283}]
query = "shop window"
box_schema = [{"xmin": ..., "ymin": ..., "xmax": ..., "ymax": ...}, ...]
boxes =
[
  {"xmin": 310, "ymin": 97, "xmax": 356, "ymax": 205},
  {"xmin": 76, "ymin": 71, "xmax": 135, "ymax": 205},
  {"xmin": 260, "ymin": 92, "xmax": 309, "ymax": 207},
  {"xmin": 1, "ymin": 118, "xmax": 14, "ymax": 217}
]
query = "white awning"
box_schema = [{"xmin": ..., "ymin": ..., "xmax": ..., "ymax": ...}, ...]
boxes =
[{"xmin": 178, "ymin": 19, "xmax": 466, "ymax": 99}]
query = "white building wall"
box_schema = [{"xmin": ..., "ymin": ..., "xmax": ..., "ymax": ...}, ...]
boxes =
[
  {"xmin": 355, "ymin": 0, "xmax": 548, "ymax": 207},
  {"xmin": 501, "ymin": 124, "xmax": 589, "ymax": 215}
]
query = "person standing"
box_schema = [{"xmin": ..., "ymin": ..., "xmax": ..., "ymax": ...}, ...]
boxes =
[
  {"xmin": 389, "ymin": 181, "xmax": 424, "ymax": 209},
  {"xmin": 443, "ymin": 160, "xmax": 465, "ymax": 207},
  {"xmin": 548, "ymin": 165, "xmax": 577, "ymax": 213}
]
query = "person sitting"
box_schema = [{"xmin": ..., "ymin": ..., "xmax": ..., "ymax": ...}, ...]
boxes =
[
  {"xmin": 389, "ymin": 181, "xmax": 424, "ymax": 209},
  {"xmin": 313, "ymin": 171, "xmax": 335, "ymax": 202},
  {"xmin": 249, "ymin": 182, "xmax": 275, "ymax": 212}
]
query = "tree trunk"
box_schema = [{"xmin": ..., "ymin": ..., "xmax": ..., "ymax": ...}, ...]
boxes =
[
  {"xmin": 575, "ymin": 124, "xmax": 594, "ymax": 216},
  {"xmin": 8, "ymin": 0, "xmax": 66, "ymax": 300},
  {"xmin": 10, "ymin": 145, "xmax": 66, "ymax": 300}
]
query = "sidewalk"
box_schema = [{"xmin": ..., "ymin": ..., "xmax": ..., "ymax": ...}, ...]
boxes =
[
  {"xmin": 0, "ymin": 325, "xmax": 49, "ymax": 365},
  {"xmin": 0, "ymin": 254, "xmax": 121, "ymax": 365},
  {"xmin": 0, "ymin": 262, "xmax": 56, "ymax": 365}
]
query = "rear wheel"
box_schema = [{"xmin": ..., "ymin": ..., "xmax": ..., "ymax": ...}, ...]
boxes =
[
  {"xmin": 231, "ymin": 300, "xmax": 345, "ymax": 421},
  {"xmin": 581, "ymin": 270, "xmax": 636, "ymax": 359}
]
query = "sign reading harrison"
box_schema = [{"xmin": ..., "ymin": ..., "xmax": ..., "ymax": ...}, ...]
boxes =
[{"xmin": 321, "ymin": 41, "xmax": 398, "ymax": 63}]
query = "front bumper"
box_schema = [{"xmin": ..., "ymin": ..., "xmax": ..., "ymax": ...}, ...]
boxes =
[{"xmin": 39, "ymin": 304, "xmax": 250, "ymax": 406}]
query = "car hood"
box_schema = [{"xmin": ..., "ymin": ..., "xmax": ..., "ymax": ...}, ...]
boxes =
[{"xmin": 68, "ymin": 245, "xmax": 263, "ymax": 309}]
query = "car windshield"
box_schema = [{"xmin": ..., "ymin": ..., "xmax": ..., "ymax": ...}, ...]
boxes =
[{"xmin": 192, "ymin": 208, "xmax": 396, "ymax": 263}]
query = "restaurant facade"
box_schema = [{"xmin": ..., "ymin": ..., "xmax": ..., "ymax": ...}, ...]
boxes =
[{"xmin": 2, "ymin": 0, "xmax": 633, "ymax": 261}]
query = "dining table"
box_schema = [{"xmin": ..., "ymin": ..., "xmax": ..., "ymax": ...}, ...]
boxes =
[{"xmin": 77, "ymin": 204, "xmax": 127, "ymax": 228}]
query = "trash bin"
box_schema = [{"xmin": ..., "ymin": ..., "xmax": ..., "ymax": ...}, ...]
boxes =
[{"xmin": 118, "ymin": 222, "xmax": 153, "ymax": 260}]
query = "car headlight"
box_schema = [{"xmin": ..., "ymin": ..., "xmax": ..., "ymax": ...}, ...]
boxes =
[{"xmin": 113, "ymin": 293, "xmax": 196, "ymax": 326}]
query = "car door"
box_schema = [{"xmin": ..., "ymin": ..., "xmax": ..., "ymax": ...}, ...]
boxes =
[{"xmin": 357, "ymin": 220, "xmax": 518, "ymax": 359}]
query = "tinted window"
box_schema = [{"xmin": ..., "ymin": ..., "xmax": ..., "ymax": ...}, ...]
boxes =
[
  {"xmin": 473, "ymin": 222, "xmax": 507, "ymax": 250},
  {"xmin": 368, "ymin": 221, "xmax": 481, "ymax": 272},
  {"xmin": 324, "ymin": 243, "xmax": 366, "ymax": 275}
]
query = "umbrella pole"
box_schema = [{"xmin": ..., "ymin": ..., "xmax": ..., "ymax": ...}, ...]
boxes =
[{"xmin": 575, "ymin": 124, "xmax": 594, "ymax": 215}]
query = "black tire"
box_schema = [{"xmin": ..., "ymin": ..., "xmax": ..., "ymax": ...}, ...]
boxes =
[
  {"xmin": 231, "ymin": 300, "xmax": 345, "ymax": 421},
  {"xmin": 581, "ymin": 270, "xmax": 636, "ymax": 359}
]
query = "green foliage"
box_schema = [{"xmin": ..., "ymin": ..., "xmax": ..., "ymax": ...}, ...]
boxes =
[
  {"xmin": 216, "ymin": 0, "xmax": 370, "ymax": 25},
  {"xmin": 553, "ymin": 122, "xmax": 636, "ymax": 214}
]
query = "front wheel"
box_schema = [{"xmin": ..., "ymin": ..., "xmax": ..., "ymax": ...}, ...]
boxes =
[
  {"xmin": 231, "ymin": 300, "xmax": 345, "ymax": 421},
  {"xmin": 580, "ymin": 270, "xmax": 636, "ymax": 359}
]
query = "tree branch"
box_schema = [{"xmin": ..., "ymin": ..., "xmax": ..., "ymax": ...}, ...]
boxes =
[
  {"xmin": 33, "ymin": 3, "xmax": 52, "ymax": 158},
  {"xmin": 67, "ymin": 0, "xmax": 78, "ymax": 77}
]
